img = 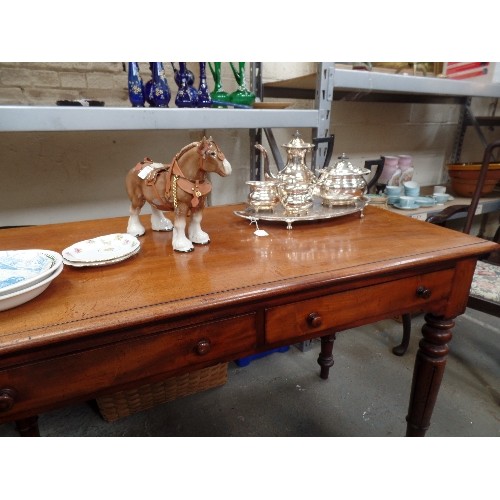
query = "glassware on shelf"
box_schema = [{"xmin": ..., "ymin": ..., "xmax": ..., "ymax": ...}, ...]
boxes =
[
  {"xmin": 229, "ymin": 62, "xmax": 256, "ymax": 106},
  {"xmin": 208, "ymin": 62, "xmax": 230, "ymax": 107},
  {"xmin": 150, "ymin": 62, "xmax": 171, "ymax": 108},
  {"xmin": 127, "ymin": 62, "xmax": 145, "ymax": 107},
  {"xmin": 196, "ymin": 63, "xmax": 212, "ymax": 108},
  {"xmin": 174, "ymin": 62, "xmax": 197, "ymax": 108}
]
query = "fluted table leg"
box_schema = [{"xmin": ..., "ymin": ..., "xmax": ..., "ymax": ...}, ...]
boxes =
[{"xmin": 406, "ymin": 314, "xmax": 454, "ymax": 437}]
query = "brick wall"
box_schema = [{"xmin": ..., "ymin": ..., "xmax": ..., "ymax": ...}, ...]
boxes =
[{"xmin": 0, "ymin": 62, "xmax": 131, "ymax": 105}]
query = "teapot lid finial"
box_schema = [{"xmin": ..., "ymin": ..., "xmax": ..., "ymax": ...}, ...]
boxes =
[
  {"xmin": 282, "ymin": 130, "xmax": 314, "ymax": 150},
  {"xmin": 329, "ymin": 153, "xmax": 370, "ymax": 175}
]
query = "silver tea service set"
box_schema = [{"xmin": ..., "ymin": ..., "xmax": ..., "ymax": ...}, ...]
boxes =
[{"xmin": 246, "ymin": 132, "xmax": 373, "ymax": 216}]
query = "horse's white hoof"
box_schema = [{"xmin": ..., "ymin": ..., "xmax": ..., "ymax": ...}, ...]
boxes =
[
  {"xmin": 173, "ymin": 239, "xmax": 195, "ymax": 252},
  {"xmin": 173, "ymin": 240, "xmax": 195, "ymax": 252},
  {"xmin": 188, "ymin": 230, "xmax": 210, "ymax": 244},
  {"xmin": 152, "ymin": 225, "xmax": 173, "ymax": 232},
  {"xmin": 152, "ymin": 219, "xmax": 173, "ymax": 232},
  {"xmin": 127, "ymin": 225, "xmax": 145, "ymax": 237},
  {"xmin": 174, "ymin": 246, "xmax": 195, "ymax": 253}
]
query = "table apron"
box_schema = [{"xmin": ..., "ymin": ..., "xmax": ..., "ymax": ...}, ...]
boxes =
[{"xmin": 0, "ymin": 313, "xmax": 257, "ymax": 422}]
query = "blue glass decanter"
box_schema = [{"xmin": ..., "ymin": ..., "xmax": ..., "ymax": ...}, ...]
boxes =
[
  {"xmin": 127, "ymin": 62, "xmax": 145, "ymax": 107},
  {"xmin": 174, "ymin": 62, "xmax": 196, "ymax": 108},
  {"xmin": 151, "ymin": 62, "xmax": 171, "ymax": 108},
  {"xmin": 196, "ymin": 62, "xmax": 212, "ymax": 108}
]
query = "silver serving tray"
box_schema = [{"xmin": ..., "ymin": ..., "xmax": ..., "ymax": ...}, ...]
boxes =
[{"xmin": 234, "ymin": 197, "xmax": 368, "ymax": 229}]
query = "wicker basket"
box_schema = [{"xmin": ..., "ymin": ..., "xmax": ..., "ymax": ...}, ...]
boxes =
[{"xmin": 95, "ymin": 363, "xmax": 228, "ymax": 422}]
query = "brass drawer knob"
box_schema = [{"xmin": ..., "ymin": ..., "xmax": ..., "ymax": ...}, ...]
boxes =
[
  {"xmin": 416, "ymin": 286, "xmax": 432, "ymax": 299},
  {"xmin": 0, "ymin": 387, "xmax": 17, "ymax": 412},
  {"xmin": 195, "ymin": 339, "xmax": 212, "ymax": 356},
  {"xmin": 307, "ymin": 312, "xmax": 323, "ymax": 328}
]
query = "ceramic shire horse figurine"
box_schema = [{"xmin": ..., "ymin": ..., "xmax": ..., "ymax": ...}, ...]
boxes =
[{"xmin": 125, "ymin": 137, "xmax": 231, "ymax": 252}]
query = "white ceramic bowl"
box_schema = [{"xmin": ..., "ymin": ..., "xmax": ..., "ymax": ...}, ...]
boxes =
[
  {"xmin": 0, "ymin": 262, "xmax": 63, "ymax": 312},
  {"xmin": 0, "ymin": 249, "xmax": 63, "ymax": 297}
]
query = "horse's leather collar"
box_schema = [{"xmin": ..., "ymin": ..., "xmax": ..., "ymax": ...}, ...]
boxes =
[{"xmin": 171, "ymin": 161, "xmax": 212, "ymax": 208}]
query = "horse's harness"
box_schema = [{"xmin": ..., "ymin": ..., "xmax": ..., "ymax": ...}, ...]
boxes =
[{"xmin": 134, "ymin": 141, "xmax": 224, "ymax": 210}]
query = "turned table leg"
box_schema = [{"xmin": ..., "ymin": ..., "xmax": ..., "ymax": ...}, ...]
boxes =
[
  {"xmin": 317, "ymin": 333, "xmax": 336, "ymax": 380},
  {"xmin": 15, "ymin": 415, "xmax": 40, "ymax": 437},
  {"xmin": 406, "ymin": 313, "xmax": 454, "ymax": 437}
]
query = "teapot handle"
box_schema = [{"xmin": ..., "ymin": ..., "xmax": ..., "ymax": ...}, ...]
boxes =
[
  {"xmin": 312, "ymin": 135, "xmax": 335, "ymax": 170},
  {"xmin": 364, "ymin": 157, "xmax": 385, "ymax": 193}
]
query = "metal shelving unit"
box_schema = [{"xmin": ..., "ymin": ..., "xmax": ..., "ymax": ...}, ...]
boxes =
[{"xmin": 264, "ymin": 65, "xmax": 500, "ymax": 163}]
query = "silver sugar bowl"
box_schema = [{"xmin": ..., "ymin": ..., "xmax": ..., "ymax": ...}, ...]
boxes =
[{"xmin": 246, "ymin": 180, "xmax": 280, "ymax": 212}]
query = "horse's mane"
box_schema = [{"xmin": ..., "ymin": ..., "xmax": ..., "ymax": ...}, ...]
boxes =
[{"xmin": 174, "ymin": 141, "xmax": 200, "ymax": 162}]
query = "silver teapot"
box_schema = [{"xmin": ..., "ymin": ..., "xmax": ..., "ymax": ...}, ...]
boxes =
[{"xmin": 316, "ymin": 153, "xmax": 371, "ymax": 206}]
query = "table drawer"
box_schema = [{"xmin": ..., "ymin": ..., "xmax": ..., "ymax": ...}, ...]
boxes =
[
  {"xmin": 0, "ymin": 313, "xmax": 256, "ymax": 420},
  {"xmin": 266, "ymin": 269, "xmax": 455, "ymax": 343}
]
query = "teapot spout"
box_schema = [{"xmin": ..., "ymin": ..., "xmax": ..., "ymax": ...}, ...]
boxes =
[{"xmin": 254, "ymin": 143, "xmax": 276, "ymax": 179}]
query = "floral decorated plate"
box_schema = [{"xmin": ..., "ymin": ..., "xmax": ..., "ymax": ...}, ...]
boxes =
[
  {"xmin": 63, "ymin": 245, "xmax": 140, "ymax": 267},
  {"xmin": 0, "ymin": 249, "xmax": 63, "ymax": 297},
  {"xmin": 62, "ymin": 234, "xmax": 140, "ymax": 264}
]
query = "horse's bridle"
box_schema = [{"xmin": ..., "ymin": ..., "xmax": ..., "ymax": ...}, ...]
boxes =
[
  {"xmin": 175, "ymin": 139, "xmax": 225, "ymax": 169},
  {"xmin": 201, "ymin": 140, "xmax": 226, "ymax": 162}
]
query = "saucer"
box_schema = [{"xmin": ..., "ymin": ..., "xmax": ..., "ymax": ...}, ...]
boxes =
[
  {"xmin": 414, "ymin": 196, "xmax": 436, "ymax": 207},
  {"xmin": 62, "ymin": 233, "xmax": 140, "ymax": 264},
  {"xmin": 62, "ymin": 246, "xmax": 140, "ymax": 267},
  {"xmin": 393, "ymin": 201, "xmax": 420, "ymax": 210}
]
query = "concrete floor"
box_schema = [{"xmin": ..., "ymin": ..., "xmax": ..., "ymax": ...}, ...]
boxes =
[{"xmin": 1, "ymin": 308, "xmax": 499, "ymax": 437}]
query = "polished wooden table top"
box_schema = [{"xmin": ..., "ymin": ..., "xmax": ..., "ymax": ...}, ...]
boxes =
[
  {"xmin": 0, "ymin": 204, "xmax": 496, "ymax": 353},
  {"xmin": 0, "ymin": 204, "xmax": 497, "ymax": 436}
]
